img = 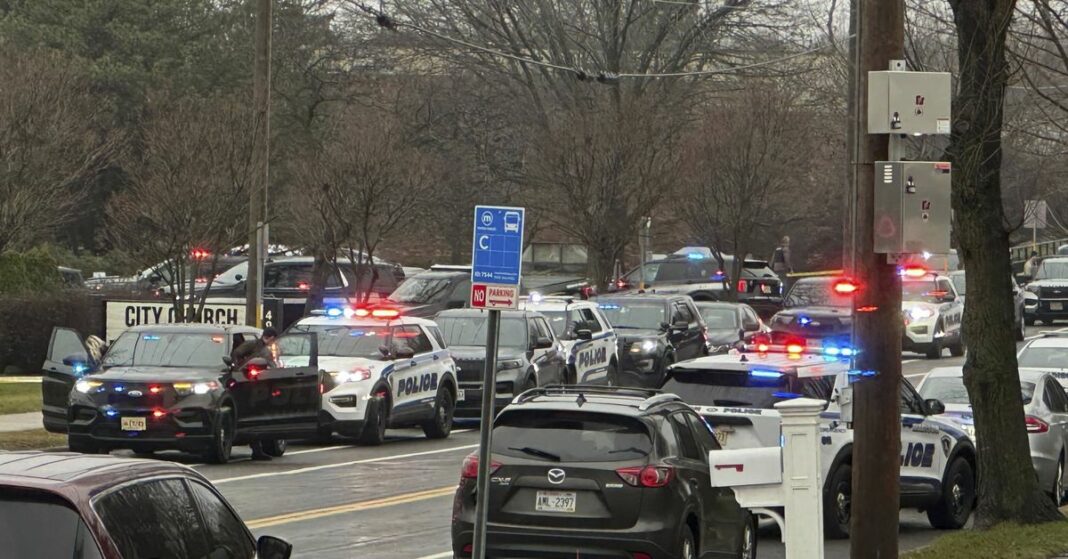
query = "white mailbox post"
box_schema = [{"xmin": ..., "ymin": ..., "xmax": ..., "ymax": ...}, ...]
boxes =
[{"xmin": 709, "ymin": 397, "xmax": 826, "ymax": 559}]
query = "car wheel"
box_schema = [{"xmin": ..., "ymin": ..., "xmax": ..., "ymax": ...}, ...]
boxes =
[
  {"xmin": 1054, "ymin": 456, "xmax": 1065, "ymax": 506},
  {"xmin": 357, "ymin": 394, "xmax": 388, "ymax": 446},
  {"xmin": 1017, "ymin": 312, "xmax": 1026, "ymax": 341},
  {"xmin": 202, "ymin": 408, "xmax": 234, "ymax": 464},
  {"xmin": 422, "ymin": 388, "xmax": 454, "ymax": 440},
  {"xmin": 604, "ymin": 361, "xmax": 618, "ymax": 386},
  {"xmin": 679, "ymin": 526, "xmax": 696, "ymax": 559},
  {"xmin": 1027, "ymin": 316, "xmax": 1037, "ymax": 326},
  {"xmin": 925, "ymin": 325, "xmax": 943, "ymax": 359},
  {"xmin": 927, "ymin": 457, "xmax": 976, "ymax": 529},
  {"xmin": 823, "ymin": 463, "xmax": 851, "ymax": 539},
  {"xmin": 739, "ymin": 513, "xmax": 757, "ymax": 559},
  {"xmin": 262, "ymin": 439, "xmax": 287, "ymax": 457},
  {"xmin": 315, "ymin": 424, "xmax": 333, "ymax": 444},
  {"xmin": 68, "ymin": 436, "xmax": 101, "ymax": 455},
  {"xmin": 949, "ymin": 337, "xmax": 965, "ymax": 357}
]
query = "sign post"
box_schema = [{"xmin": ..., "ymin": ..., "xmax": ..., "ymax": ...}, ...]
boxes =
[{"xmin": 470, "ymin": 205, "xmax": 524, "ymax": 559}]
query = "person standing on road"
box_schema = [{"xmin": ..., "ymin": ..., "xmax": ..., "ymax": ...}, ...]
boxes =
[
  {"xmin": 1024, "ymin": 251, "xmax": 1041, "ymax": 281},
  {"xmin": 770, "ymin": 236, "xmax": 793, "ymax": 292},
  {"xmin": 230, "ymin": 327, "xmax": 279, "ymax": 460}
]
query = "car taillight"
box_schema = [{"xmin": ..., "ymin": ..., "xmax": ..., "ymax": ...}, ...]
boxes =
[
  {"xmin": 737, "ymin": 279, "xmax": 748, "ymax": 293},
  {"xmin": 460, "ymin": 453, "xmax": 501, "ymax": 479},
  {"xmin": 615, "ymin": 465, "xmax": 674, "ymax": 488},
  {"xmin": 1026, "ymin": 416, "xmax": 1049, "ymax": 434}
]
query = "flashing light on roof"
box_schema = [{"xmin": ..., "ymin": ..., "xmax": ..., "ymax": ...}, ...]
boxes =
[
  {"xmin": 840, "ymin": 347, "xmax": 854, "ymax": 357},
  {"xmin": 143, "ymin": 335, "xmax": 161, "ymax": 341},
  {"xmin": 686, "ymin": 252, "xmax": 706, "ymax": 260},
  {"xmin": 902, "ymin": 265, "xmax": 928, "ymax": 278},
  {"xmin": 750, "ymin": 369, "xmax": 784, "ymax": 379},
  {"xmin": 786, "ymin": 343, "xmax": 804, "ymax": 355},
  {"xmin": 326, "ymin": 307, "xmax": 344, "ymax": 317},
  {"xmin": 797, "ymin": 316, "xmax": 812, "ymax": 326},
  {"xmin": 922, "ymin": 251, "xmax": 932, "ymax": 260},
  {"xmin": 529, "ymin": 291, "xmax": 544, "ymax": 303},
  {"xmin": 297, "ymin": 282, "xmax": 310, "ymax": 291},
  {"xmin": 190, "ymin": 248, "xmax": 211, "ymax": 260},
  {"xmin": 599, "ymin": 303, "xmax": 621, "ymax": 310},
  {"xmin": 833, "ymin": 279, "xmax": 861, "ymax": 295},
  {"xmin": 756, "ymin": 343, "xmax": 770, "ymax": 353},
  {"xmin": 824, "ymin": 346, "xmax": 840, "ymax": 357},
  {"xmin": 371, "ymin": 308, "xmax": 400, "ymax": 319},
  {"xmin": 773, "ymin": 392, "xmax": 802, "ymax": 399}
]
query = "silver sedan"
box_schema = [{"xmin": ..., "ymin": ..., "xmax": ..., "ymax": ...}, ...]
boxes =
[{"xmin": 918, "ymin": 366, "xmax": 1068, "ymax": 504}]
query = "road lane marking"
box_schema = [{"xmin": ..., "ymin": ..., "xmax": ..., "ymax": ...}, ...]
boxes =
[
  {"xmin": 212, "ymin": 443, "xmax": 478, "ymax": 484},
  {"xmin": 902, "ymin": 359, "xmax": 917, "ymax": 365},
  {"xmin": 245, "ymin": 486, "xmax": 455, "ymax": 529},
  {"xmin": 415, "ymin": 553, "xmax": 452, "ymax": 559}
]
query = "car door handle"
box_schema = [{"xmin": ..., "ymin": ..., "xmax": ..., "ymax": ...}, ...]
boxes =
[
  {"xmin": 433, "ymin": 355, "xmax": 440, "ymax": 361},
  {"xmin": 410, "ymin": 361, "xmax": 418, "ymax": 367}
]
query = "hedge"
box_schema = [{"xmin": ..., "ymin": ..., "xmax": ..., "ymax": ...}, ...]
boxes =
[{"xmin": 0, "ymin": 292, "xmax": 102, "ymax": 375}]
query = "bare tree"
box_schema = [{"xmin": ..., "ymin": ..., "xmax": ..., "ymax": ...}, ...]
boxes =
[
  {"xmin": 106, "ymin": 94, "xmax": 255, "ymax": 322},
  {"xmin": 0, "ymin": 47, "xmax": 116, "ymax": 253}
]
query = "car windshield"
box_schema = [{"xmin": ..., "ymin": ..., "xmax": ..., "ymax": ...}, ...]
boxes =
[
  {"xmin": 388, "ymin": 277, "xmax": 453, "ymax": 304},
  {"xmin": 102, "ymin": 332, "xmax": 227, "ymax": 368},
  {"xmin": 902, "ymin": 280, "xmax": 943, "ymax": 303},
  {"xmin": 0, "ymin": 492, "xmax": 96, "ymax": 559},
  {"xmin": 597, "ymin": 301, "xmax": 666, "ymax": 330},
  {"xmin": 538, "ymin": 310, "xmax": 570, "ymax": 337},
  {"xmin": 289, "ymin": 324, "xmax": 390, "ymax": 360},
  {"xmin": 697, "ymin": 307, "xmax": 737, "ymax": 330},
  {"xmin": 950, "ymin": 273, "xmax": 966, "ymax": 295},
  {"xmin": 784, "ymin": 280, "xmax": 846, "ymax": 308},
  {"xmin": 662, "ymin": 368, "xmax": 835, "ymax": 408},
  {"xmin": 1018, "ymin": 346, "xmax": 1068, "ymax": 368},
  {"xmin": 1036, "ymin": 260, "xmax": 1068, "ymax": 280},
  {"xmin": 493, "ymin": 410, "xmax": 652, "ymax": 462},
  {"xmin": 214, "ymin": 261, "xmax": 248, "ymax": 284},
  {"xmin": 920, "ymin": 375, "xmax": 1034, "ymax": 405},
  {"xmin": 437, "ymin": 316, "xmax": 527, "ymax": 349}
]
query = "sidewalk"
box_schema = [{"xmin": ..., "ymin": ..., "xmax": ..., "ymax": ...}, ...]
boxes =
[{"xmin": 0, "ymin": 412, "xmax": 43, "ymax": 433}]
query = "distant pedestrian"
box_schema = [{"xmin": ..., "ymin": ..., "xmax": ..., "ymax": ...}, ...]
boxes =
[
  {"xmin": 1024, "ymin": 251, "xmax": 1041, "ymax": 281},
  {"xmin": 231, "ymin": 327, "xmax": 279, "ymax": 460}
]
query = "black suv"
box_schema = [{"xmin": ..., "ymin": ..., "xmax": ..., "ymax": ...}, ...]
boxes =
[
  {"xmin": 451, "ymin": 386, "xmax": 756, "ymax": 559},
  {"xmin": 768, "ymin": 277, "xmax": 853, "ymax": 351},
  {"xmin": 614, "ymin": 253, "xmax": 783, "ymax": 317},
  {"xmin": 43, "ymin": 324, "xmax": 322, "ymax": 463},
  {"xmin": 1024, "ymin": 257, "xmax": 1068, "ymax": 325},
  {"xmin": 596, "ymin": 294, "xmax": 708, "ymax": 387},
  {"xmin": 386, "ymin": 269, "xmax": 471, "ymax": 317},
  {"xmin": 436, "ymin": 309, "xmax": 568, "ymax": 419}
]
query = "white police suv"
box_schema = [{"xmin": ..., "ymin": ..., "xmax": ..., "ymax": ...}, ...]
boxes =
[
  {"xmin": 901, "ymin": 268, "xmax": 964, "ymax": 359},
  {"xmin": 661, "ymin": 351, "xmax": 977, "ymax": 538},
  {"xmin": 518, "ymin": 294, "xmax": 619, "ymax": 384},
  {"xmin": 284, "ymin": 306, "xmax": 458, "ymax": 445}
]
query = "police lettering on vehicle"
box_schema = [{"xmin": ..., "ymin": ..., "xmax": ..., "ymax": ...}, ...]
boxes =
[
  {"xmin": 577, "ymin": 346, "xmax": 607, "ymax": 370},
  {"xmin": 901, "ymin": 442, "xmax": 936, "ymax": 468},
  {"xmin": 398, "ymin": 372, "xmax": 439, "ymax": 397}
]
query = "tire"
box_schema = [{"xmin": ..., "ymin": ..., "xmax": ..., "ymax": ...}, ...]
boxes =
[
  {"xmin": 357, "ymin": 394, "xmax": 388, "ymax": 446},
  {"xmin": 823, "ymin": 463, "xmax": 852, "ymax": 539},
  {"xmin": 315, "ymin": 425, "xmax": 333, "ymax": 444},
  {"xmin": 422, "ymin": 388, "xmax": 454, "ymax": 440},
  {"xmin": 262, "ymin": 439, "xmax": 287, "ymax": 457},
  {"xmin": 1027, "ymin": 316, "xmax": 1037, "ymax": 326},
  {"xmin": 679, "ymin": 525, "xmax": 696, "ymax": 559},
  {"xmin": 739, "ymin": 513, "xmax": 757, "ymax": 559},
  {"xmin": 202, "ymin": 409, "xmax": 234, "ymax": 464},
  {"xmin": 927, "ymin": 457, "xmax": 976, "ymax": 529},
  {"xmin": 68, "ymin": 436, "xmax": 100, "ymax": 455},
  {"xmin": 949, "ymin": 337, "xmax": 965, "ymax": 357},
  {"xmin": 1016, "ymin": 312, "xmax": 1026, "ymax": 341},
  {"xmin": 1053, "ymin": 456, "xmax": 1065, "ymax": 507},
  {"xmin": 604, "ymin": 361, "xmax": 619, "ymax": 386}
]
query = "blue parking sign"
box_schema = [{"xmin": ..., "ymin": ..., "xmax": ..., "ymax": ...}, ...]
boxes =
[{"xmin": 471, "ymin": 206, "xmax": 525, "ymax": 286}]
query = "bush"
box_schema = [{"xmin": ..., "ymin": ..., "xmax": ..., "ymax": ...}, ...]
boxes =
[
  {"xmin": 0, "ymin": 249, "xmax": 61, "ymax": 295},
  {"xmin": 0, "ymin": 292, "xmax": 101, "ymax": 375}
]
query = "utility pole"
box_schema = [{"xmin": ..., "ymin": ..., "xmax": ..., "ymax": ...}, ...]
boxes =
[
  {"xmin": 246, "ymin": 0, "xmax": 272, "ymax": 327},
  {"xmin": 849, "ymin": 0, "xmax": 904, "ymax": 556}
]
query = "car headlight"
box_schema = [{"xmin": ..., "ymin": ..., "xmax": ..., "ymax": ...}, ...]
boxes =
[
  {"xmin": 964, "ymin": 424, "xmax": 976, "ymax": 439},
  {"xmin": 1026, "ymin": 284, "xmax": 1041, "ymax": 294},
  {"xmin": 908, "ymin": 307, "xmax": 934, "ymax": 320},
  {"xmin": 173, "ymin": 381, "xmax": 220, "ymax": 395},
  {"xmin": 498, "ymin": 360, "xmax": 523, "ymax": 370},
  {"xmin": 329, "ymin": 368, "xmax": 372, "ymax": 383},
  {"xmin": 74, "ymin": 380, "xmax": 102, "ymax": 394},
  {"xmin": 630, "ymin": 339, "xmax": 659, "ymax": 354}
]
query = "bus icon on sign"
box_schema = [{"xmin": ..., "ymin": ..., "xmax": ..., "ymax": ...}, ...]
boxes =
[{"xmin": 504, "ymin": 211, "xmax": 521, "ymax": 233}]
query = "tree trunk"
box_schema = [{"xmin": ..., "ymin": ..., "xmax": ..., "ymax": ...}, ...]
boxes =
[{"xmin": 948, "ymin": 0, "xmax": 1062, "ymax": 526}]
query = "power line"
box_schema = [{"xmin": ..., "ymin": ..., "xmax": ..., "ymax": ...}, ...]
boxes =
[{"xmin": 346, "ymin": 0, "xmax": 840, "ymax": 82}]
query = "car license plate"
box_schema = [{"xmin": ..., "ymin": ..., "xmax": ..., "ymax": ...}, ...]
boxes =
[
  {"xmin": 1053, "ymin": 302, "xmax": 1064, "ymax": 311},
  {"xmin": 457, "ymin": 389, "xmax": 466, "ymax": 401},
  {"xmin": 714, "ymin": 426, "xmax": 733, "ymax": 447},
  {"xmin": 120, "ymin": 417, "xmax": 146, "ymax": 431},
  {"xmin": 535, "ymin": 491, "xmax": 576, "ymax": 513}
]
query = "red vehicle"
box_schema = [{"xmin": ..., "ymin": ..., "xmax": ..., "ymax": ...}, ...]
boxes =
[{"xmin": 0, "ymin": 451, "xmax": 292, "ymax": 559}]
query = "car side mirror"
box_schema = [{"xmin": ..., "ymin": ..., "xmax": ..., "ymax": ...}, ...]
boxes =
[
  {"xmin": 394, "ymin": 347, "xmax": 415, "ymax": 360},
  {"xmin": 924, "ymin": 398, "xmax": 946, "ymax": 415},
  {"xmin": 222, "ymin": 355, "xmax": 233, "ymax": 367},
  {"xmin": 256, "ymin": 535, "xmax": 293, "ymax": 559},
  {"xmin": 671, "ymin": 320, "xmax": 689, "ymax": 331},
  {"xmin": 534, "ymin": 336, "xmax": 554, "ymax": 349},
  {"xmin": 576, "ymin": 329, "xmax": 593, "ymax": 341}
]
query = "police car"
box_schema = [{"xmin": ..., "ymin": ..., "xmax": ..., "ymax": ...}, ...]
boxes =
[
  {"xmin": 901, "ymin": 267, "xmax": 964, "ymax": 359},
  {"xmin": 518, "ymin": 294, "xmax": 619, "ymax": 384},
  {"xmin": 661, "ymin": 351, "xmax": 977, "ymax": 538},
  {"xmin": 285, "ymin": 306, "xmax": 458, "ymax": 445}
]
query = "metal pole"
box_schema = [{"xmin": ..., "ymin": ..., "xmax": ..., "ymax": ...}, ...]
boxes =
[
  {"xmin": 246, "ymin": 0, "xmax": 271, "ymax": 327},
  {"xmin": 850, "ymin": 0, "xmax": 904, "ymax": 556},
  {"xmin": 638, "ymin": 217, "xmax": 650, "ymax": 290},
  {"xmin": 472, "ymin": 308, "xmax": 501, "ymax": 559}
]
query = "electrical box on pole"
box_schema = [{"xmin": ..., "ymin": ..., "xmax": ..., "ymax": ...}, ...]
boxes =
[
  {"xmin": 867, "ymin": 71, "xmax": 952, "ymax": 135},
  {"xmin": 873, "ymin": 162, "xmax": 952, "ymax": 255}
]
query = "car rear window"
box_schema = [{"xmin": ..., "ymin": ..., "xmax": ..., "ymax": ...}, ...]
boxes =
[
  {"xmin": 493, "ymin": 410, "xmax": 652, "ymax": 462},
  {"xmin": 662, "ymin": 369, "xmax": 835, "ymax": 409},
  {"xmin": 0, "ymin": 490, "xmax": 101, "ymax": 559}
]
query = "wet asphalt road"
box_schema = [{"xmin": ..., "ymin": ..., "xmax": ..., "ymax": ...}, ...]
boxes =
[{"xmin": 120, "ymin": 325, "xmax": 1055, "ymax": 559}]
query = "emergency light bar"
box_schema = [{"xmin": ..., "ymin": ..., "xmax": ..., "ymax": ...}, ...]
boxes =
[{"xmin": 313, "ymin": 306, "xmax": 402, "ymax": 319}]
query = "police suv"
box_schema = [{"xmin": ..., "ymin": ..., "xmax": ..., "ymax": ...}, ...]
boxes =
[
  {"xmin": 661, "ymin": 351, "xmax": 977, "ymax": 538},
  {"xmin": 285, "ymin": 306, "xmax": 459, "ymax": 445},
  {"xmin": 518, "ymin": 294, "xmax": 619, "ymax": 384},
  {"xmin": 901, "ymin": 268, "xmax": 964, "ymax": 359}
]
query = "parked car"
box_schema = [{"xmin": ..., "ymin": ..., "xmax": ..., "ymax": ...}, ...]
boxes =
[
  {"xmin": 450, "ymin": 386, "xmax": 756, "ymax": 559},
  {"xmin": 694, "ymin": 301, "xmax": 769, "ymax": 354},
  {"xmin": 948, "ymin": 269, "xmax": 1026, "ymax": 341},
  {"xmin": 0, "ymin": 451, "xmax": 292, "ymax": 558}
]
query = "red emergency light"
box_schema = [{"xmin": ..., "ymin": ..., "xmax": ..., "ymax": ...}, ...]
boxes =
[
  {"xmin": 903, "ymin": 266, "xmax": 928, "ymax": 278},
  {"xmin": 833, "ymin": 279, "xmax": 860, "ymax": 295}
]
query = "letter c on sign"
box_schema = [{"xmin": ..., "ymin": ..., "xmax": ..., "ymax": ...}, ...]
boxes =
[{"xmin": 478, "ymin": 235, "xmax": 490, "ymax": 250}]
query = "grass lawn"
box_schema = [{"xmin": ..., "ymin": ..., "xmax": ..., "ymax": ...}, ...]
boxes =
[
  {"xmin": 0, "ymin": 429, "xmax": 66, "ymax": 451},
  {"xmin": 0, "ymin": 383, "xmax": 42, "ymax": 415},
  {"xmin": 902, "ymin": 521, "xmax": 1068, "ymax": 559}
]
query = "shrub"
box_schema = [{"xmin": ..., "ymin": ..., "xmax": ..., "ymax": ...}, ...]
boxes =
[
  {"xmin": 0, "ymin": 292, "xmax": 101, "ymax": 375},
  {"xmin": 0, "ymin": 249, "xmax": 61, "ymax": 295}
]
